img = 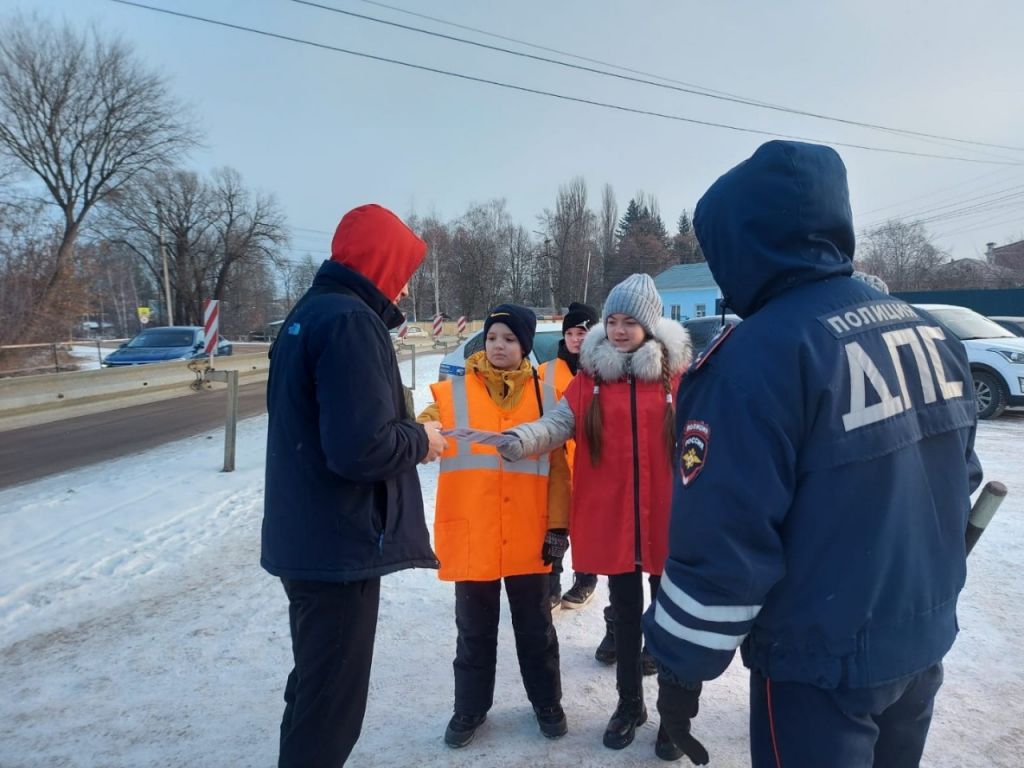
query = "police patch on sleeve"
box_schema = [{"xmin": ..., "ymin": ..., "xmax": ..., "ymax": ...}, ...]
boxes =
[{"xmin": 680, "ymin": 420, "xmax": 710, "ymax": 486}]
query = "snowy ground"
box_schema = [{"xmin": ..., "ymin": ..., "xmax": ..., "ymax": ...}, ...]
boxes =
[
  {"xmin": 1, "ymin": 353, "xmax": 1022, "ymax": 767},
  {"xmin": 68, "ymin": 344, "xmax": 107, "ymax": 371}
]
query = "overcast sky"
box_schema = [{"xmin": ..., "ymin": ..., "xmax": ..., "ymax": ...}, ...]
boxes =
[{"xmin": 15, "ymin": 0, "xmax": 1024, "ymax": 262}]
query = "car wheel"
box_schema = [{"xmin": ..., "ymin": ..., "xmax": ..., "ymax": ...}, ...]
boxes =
[{"xmin": 972, "ymin": 370, "xmax": 1007, "ymax": 420}]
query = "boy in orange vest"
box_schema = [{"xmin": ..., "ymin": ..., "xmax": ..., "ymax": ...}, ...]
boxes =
[{"xmin": 418, "ymin": 304, "xmax": 571, "ymax": 749}]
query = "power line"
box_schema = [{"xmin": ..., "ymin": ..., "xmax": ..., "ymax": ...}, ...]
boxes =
[
  {"xmin": 932, "ymin": 211, "xmax": 1024, "ymax": 240},
  {"xmin": 327, "ymin": 0, "xmax": 1024, "ymax": 155},
  {"xmin": 862, "ymin": 184, "xmax": 1024, "ymax": 230},
  {"xmin": 108, "ymin": 1, "xmax": 1024, "ymax": 167},
  {"xmin": 859, "ymin": 167, "xmax": 1015, "ymax": 215}
]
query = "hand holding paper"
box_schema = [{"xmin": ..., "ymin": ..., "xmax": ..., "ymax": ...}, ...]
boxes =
[{"xmin": 441, "ymin": 427, "xmax": 518, "ymax": 450}]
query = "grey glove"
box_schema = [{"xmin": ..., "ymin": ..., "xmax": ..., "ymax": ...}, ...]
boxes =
[{"xmin": 497, "ymin": 433, "xmax": 525, "ymax": 461}]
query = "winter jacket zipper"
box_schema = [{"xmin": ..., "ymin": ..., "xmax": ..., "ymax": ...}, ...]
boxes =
[{"xmin": 630, "ymin": 375, "xmax": 641, "ymax": 565}]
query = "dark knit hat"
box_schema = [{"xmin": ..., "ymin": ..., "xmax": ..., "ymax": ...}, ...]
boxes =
[
  {"xmin": 562, "ymin": 302, "xmax": 599, "ymax": 335},
  {"xmin": 484, "ymin": 304, "xmax": 537, "ymax": 357}
]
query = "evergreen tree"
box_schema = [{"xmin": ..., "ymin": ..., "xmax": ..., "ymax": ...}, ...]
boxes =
[{"xmin": 672, "ymin": 209, "xmax": 705, "ymax": 264}]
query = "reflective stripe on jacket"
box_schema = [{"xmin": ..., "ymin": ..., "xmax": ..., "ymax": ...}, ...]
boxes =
[
  {"xmin": 432, "ymin": 373, "xmax": 551, "ymax": 581},
  {"xmin": 539, "ymin": 357, "xmax": 577, "ymax": 470}
]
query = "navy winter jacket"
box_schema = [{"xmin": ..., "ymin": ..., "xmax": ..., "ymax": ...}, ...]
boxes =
[
  {"xmin": 261, "ymin": 260, "xmax": 437, "ymax": 581},
  {"xmin": 644, "ymin": 141, "xmax": 982, "ymax": 689}
]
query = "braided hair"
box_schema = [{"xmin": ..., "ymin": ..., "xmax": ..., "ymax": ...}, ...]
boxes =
[
  {"xmin": 659, "ymin": 341, "xmax": 676, "ymax": 464},
  {"xmin": 584, "ymin": 372, "xmax": 603, "ymax": 466}
]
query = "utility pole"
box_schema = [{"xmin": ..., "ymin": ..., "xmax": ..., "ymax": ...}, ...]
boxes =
[
  {"xmin": 544, "ymin": 238, "xmax": 557, "ymax": 313},
  {"xmin": 583, "ymin": 244, "xmax": 592, "ymax": 304},
  {"xmin": 157, "ymin": 201, "xmax": 174, "ymax": 326},
  {"xmin": 432, "ymin": 248, "xmax": 441, "ymax": 319},
  {"xmin": 533, "ymin": 230, "xmax": 558, "ymax": 313}
]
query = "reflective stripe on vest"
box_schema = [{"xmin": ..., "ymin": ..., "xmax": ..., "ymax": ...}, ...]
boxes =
[
  {"xmin": 440, "ymin": 376, "xmax": 550, "ymax": 477},
  {"xmin": 542, "ymin": 360, "xmax": 559, "ymax": 413}
]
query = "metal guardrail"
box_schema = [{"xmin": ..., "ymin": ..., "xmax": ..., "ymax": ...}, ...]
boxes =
[{"xmin": 0, "ymin": 352, "xmax": 270, "ymax": 433}]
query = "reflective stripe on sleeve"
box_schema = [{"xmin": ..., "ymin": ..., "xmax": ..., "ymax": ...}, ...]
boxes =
[
  {"xmin": 653, "ymin": 599, "xmax": 747, "ymax": 651},
  {"xmin": 660, "ymin": 571, "xmax": 761, "ymax": 623}
]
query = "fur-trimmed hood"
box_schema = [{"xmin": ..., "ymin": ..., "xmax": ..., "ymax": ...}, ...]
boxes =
[{"xmin": 580, "ymin": 317, "xmax": 692, "ymax": 383}]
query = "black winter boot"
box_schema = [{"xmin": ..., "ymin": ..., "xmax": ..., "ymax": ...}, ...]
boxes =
[
  {"xmin": 603, "ymin": 695, "xmax": 647, "ymax": 749},
  {"xmin": 655, "ymin": 723, "xmax": 685, "ymax": 761},
  {"xmin": 595, "ymin": 605, "xmax": 615, "ymax": 664},
  {"xmin": 534, "ymin": 704, "xmax": 568, "ymax": 738},
  {"xmin": 444, "ymin": 712, "xmax": 487, "ymax": 748}
]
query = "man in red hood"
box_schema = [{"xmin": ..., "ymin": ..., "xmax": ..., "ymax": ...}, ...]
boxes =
[{"xmin": 263, "ymin": 203, "xmax": 446, "ymax": 767}]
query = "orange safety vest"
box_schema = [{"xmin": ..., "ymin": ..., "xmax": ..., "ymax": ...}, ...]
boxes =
[
  {"xmin": 431, "ymin": 373, "xmax": 551, "ymax": 582},
  {"xmin": 539, "ymin": 357, "xmax": 577, "ymax": 470}
]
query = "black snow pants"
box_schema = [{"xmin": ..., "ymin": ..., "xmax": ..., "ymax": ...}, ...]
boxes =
[
  {"xmin": 278, "ymin": 577, "xmax": 381, "ymax": 768},
  {"xmin": 453, "ymin": 573, "xmax": 561, "ymax": 715}
]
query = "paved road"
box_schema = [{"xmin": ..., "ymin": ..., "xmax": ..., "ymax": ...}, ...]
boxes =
[{"xmin": 0, "ymin": 381, "xmax": 269, "ymax": 490}]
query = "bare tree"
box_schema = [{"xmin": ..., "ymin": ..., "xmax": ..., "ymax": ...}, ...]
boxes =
[
  {"xmin": 206, "ymin": 167, "xmax": 288, "ymax": 320},
  {"xmin": 596, "ymin": 183, "xmax": 617, "ymax": 303},
  {"xmin": 861, "ymin": 220, "xmax": 947, "ymax": 291},
  {"xmin": 0, "ymin": 14, "xmax": 196, "ymax": 340},
  {"xmin": 540, "ymin": 177, "xmax": 597, "ymax": 308},
  {"xmin": 101, "ymin": 167, "xmax": 286, "ymax": 326},
  {"xmin": 450, "ymin": 200, "xmax": 510, "ymax": 317}
]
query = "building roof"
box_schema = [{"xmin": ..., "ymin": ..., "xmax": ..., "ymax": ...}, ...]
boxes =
[
  {"xmin": 653, "ymin": 263, "xmax": 716, "ymax": 291},
  {"xmin": 989, "ymin": 240, "xmax": 1024, "ymax": 271}
]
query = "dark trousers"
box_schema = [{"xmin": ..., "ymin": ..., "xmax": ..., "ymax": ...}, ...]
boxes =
[
  {"xmin": 453, "ymin": 573, "xmax": 561, "ymax": 714},
  {"xmin": 749, "ymin": 663, "xmax": 943, "ymax": 768},
  {"xmin": 608, "ymin": 568, "xmax": 661, "ymax": 698},
  {"xmin": 548, "ymin": 553, "xmax": 597, "ymax": 596},
  {"xmin": 278, "ymin": 578, "xmax": 381, "ymax": 768}
]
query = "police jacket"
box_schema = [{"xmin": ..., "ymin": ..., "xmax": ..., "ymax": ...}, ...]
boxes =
[
  {"xmin": 644, "ymin": 141, "xmax": 983, "ymax": 689},
  {"xmin": 261, "ymin": 260, "xmax": 437, "ymax": 581}
]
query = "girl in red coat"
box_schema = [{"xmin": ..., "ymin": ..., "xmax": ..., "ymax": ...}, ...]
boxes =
[{"xmin": 499, "ymin": 273, "xmax": 692, "ymax": 760}]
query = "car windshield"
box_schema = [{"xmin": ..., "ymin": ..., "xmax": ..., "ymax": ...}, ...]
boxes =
[
  {"xmin": 532, "ymin": 331, "xmax": 562, "ymax": 364},
  {"xmin": 685, "ymin": 320, "xmax": 721, "ymax": 352},
  {"xmin": 127, "ymin": 329, "xmax": 197, "ymax": 348},
  {"xmin": 462, "ymin": 329, "xmax": 562, "ymax": 364},
  {"xmin": 927, "ymin": 308, "xmax": 1015, "ymax": 341}
]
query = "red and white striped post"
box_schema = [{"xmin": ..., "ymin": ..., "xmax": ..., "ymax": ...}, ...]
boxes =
[
  {"xmin": 456, "ymin": 315, "xmax": 467, "ymax": 338},
  {"xmin": 203, "ymin": 299, "xmax": 220, "ymax": 361},
  {"xmin": 432, "ymin": 313, "xmax": 444, "ymax": 338},
  {"xmin": 397, "ymin": 320, "xmax": 409, "ymax": 340}
]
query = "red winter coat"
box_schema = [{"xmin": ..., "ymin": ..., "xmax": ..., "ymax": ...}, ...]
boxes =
[{"xmin": 562, "ymin": 320, "xmax": 690, "ymax": 576}]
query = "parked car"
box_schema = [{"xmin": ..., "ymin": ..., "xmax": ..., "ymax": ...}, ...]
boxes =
[
  {"xmin": 102, "ymin": 326, "xmax": 233, "ymax": 367},
  {"xmin": 390, "ymin": 324, "xmax": 426, "ymax": 341},
  {"xmin": 914, "ymin": 304, "xmax": 1024, "ymax": 419},
  {"xmin": 438, "ymin": 322, "xmax": 562, "ymax": 379},
  {"xmin": 990, "ymin": 316, "xmax": 1024, "ymax": 337},
  {"xmin": 681, "ymin": 314, "xmax": 742, "ymax": 356}
]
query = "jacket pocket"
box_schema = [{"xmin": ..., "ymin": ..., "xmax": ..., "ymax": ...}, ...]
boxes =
[{"xmin": 434, "ymin": 519, "xmax": 469, "ymax": 580}]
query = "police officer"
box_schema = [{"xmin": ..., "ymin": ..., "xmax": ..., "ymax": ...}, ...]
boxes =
[{"xmin": 644, "ymin": 141, "xmax": 983, "ymax": 767}]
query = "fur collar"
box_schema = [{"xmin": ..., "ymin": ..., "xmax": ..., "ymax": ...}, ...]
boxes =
[{"xmin": 580, "ymin": 318, "xmax": 692, "ymax": 383}]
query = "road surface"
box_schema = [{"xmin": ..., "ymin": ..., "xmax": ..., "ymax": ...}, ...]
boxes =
[{"xmin": 0, "ymin": 381, "xmax": 268, "ymax": 490}]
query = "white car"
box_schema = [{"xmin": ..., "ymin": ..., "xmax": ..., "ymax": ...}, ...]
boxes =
[
  {"xmin": 915, "ymin": 304, "xmax": 1024, "ymax": 419},
  {"xmin": 438, "ymin": 321, "xmax": 563, "ymax": 379}
]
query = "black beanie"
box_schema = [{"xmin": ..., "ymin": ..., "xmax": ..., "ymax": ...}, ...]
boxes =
[
  {"xmin": 484, "ymin": 304, "xmax": 537, "ymax": 357},
  {"xmin": 562, "ymin": 301, "xmax": 599, "ymax": 335}
]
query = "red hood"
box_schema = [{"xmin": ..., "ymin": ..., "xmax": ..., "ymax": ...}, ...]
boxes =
[{"xmin": 330, "ymin": 204, "xmax": 426, "ymax": 301}]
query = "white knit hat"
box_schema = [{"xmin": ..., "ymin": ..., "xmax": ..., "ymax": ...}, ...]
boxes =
[{"xmin": 602, "ymin": 273, "xmax": 663, "ymax": 336}]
